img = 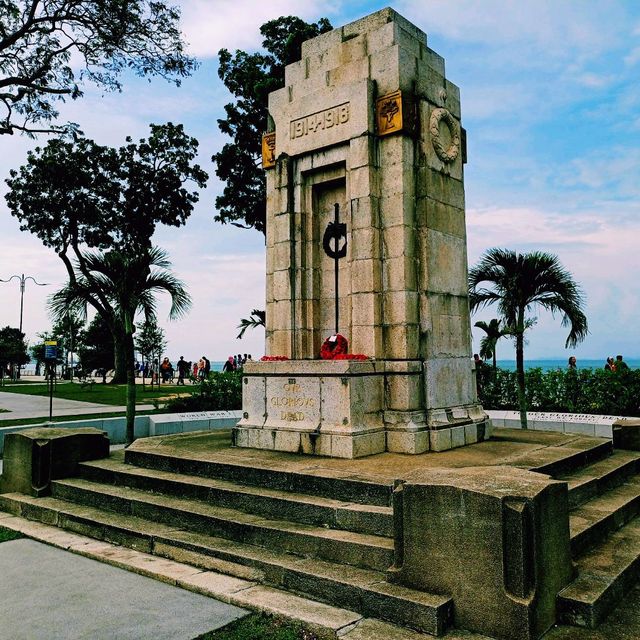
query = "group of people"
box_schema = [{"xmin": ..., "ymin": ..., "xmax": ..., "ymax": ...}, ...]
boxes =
[
  {"xmin": 223, "ymin": 353, "xmax": 253, "ymax": 372},
  {"xmin": 566, "ymin": 355, "xmax": 630, "ymax": 371},
  {"xmin": 134, "ymin": 355, "xmax": 213, "ymax": 384}
]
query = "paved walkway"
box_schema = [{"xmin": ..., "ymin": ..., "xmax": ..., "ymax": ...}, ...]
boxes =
[
  {"xmin": 0, "ymin": 538, "xmax": 247, "ymax": 640},
  {"xmin": 0, "ymin": 390, "xmax": 153, "ymax": 421}
]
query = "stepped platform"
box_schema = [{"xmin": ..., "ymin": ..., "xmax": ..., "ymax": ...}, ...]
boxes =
[{"xmin": 4, "ymin": 427, "xmax": 640, "ymax": 639}]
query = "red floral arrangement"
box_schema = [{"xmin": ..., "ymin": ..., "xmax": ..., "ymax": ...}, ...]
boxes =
[
  {"xmin": 260, "ymin": 355, "xmax": 289, "ymax": 361},
  {"xmin": 334, "ymin": 354, "xmax": 369, "ymax": 360},
  {"xmin": 319, "ymin": 334, "xmax": 349, "ymax": 360}
]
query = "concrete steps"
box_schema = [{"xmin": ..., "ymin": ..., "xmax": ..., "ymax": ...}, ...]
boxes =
[
  {"xmin": 124, "ymin": 447, "xmax": 394, "ymax": 507},
  {"xmin": 49, "ymin": 477, "xmax": 394, "ymax": 572},
  {"xmin": 553, "ymin": 448, "xmax": 640, "ymax": 628},
  {"xmin": 76, "ymin": 457, "xmax": 394, "ymax": 537},
  {"xmin": 0, "ymin": 490, "xmax": 453, "ymax": 636}
]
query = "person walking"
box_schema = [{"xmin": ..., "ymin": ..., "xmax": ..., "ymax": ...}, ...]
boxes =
[{"xmin": 176, "ymin": 356, "xmax": 189, "ymax": 385}]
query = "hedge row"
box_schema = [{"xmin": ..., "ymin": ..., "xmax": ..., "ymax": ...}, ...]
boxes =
[
  {"xmin": 162, "ymin": 371, "xmax": 243, "ymax": 412},
  {"xmin": 477, "ymin": 366, "xmax": 640, "ymax": 416}
]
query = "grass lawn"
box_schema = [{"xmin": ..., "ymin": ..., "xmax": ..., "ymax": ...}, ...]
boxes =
[
  {"xmin": 193, "ymin": 614, "xmax": 317, "ymax": 640},
  {"xmin": 0, "ymin": 382, "xmax": 194, "ymax": 406},
  {"xmin": 0, "ymin": 527, "xmax": 23, "ymax": 543}
]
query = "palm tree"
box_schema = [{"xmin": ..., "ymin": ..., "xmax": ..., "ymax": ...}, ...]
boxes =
[
  {"xmin": 468, "ymin": 248, "xmax": 588, "ymax": 429},
  {"xmin": 50, "ymin": 246, "xmax": 191, "ymax": 445},
  {"xmin": 474, "ymin": 318, "xmax": 512, "ymax": 370},
  {"xmin": 237, "ymin": 309, "xmax": 265, "ymax": 339}
]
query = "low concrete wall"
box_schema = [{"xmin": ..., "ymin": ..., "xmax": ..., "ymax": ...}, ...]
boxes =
[
  {"xmin": 486, "ymin": 410, "xmax": 635, "ymax": 439},
  {"xmin": 0, "ymin": 411, "xmax": 242, "ymax": 456}
]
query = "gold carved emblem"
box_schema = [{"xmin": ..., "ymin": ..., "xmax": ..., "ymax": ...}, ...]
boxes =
[
  {"xmin": 262, "ymin": 132, "xmax": 276, "ymax": 169},
  {"xmin": 376, "ymin": 90, "xmax": 403, "ymax": 136}
]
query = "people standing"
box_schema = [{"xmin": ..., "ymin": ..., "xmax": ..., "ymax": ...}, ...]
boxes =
[
  {"xmin": 223, "ymin": 356, "xmax": 235, "ymax": 373},
  {"xmin": 604, "ymin": 357, "xmax": 615, "ymax": 371},
  {"xmin": 176, "ymin": 356, "xmax": 189, "ymax": 385},
  {"xmin": 197, "ymin": 357, "xmax": 205, "ymax": 381},
  {"xmin": 616, "ymin": 355, "xmax": 630, "ymax": 371},
  {"xmin": 567, "ymin": 356, "xmax": 577, "ymax": 369}
]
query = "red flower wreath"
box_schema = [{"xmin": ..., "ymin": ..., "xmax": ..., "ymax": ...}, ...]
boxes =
[{"xmin": 319, "ymin": 334, "xmax": 349, "ymax": 360}]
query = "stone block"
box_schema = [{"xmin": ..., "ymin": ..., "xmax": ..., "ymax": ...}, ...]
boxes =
[
  {"xmin": 424, "ymin": 47, "xmax": 445, "ymax": 75},
  {"xmin": 383, "ymin": 324, "xmax": 420, "ymax": 360},
  {"xmin": 350, "ymin": 257, "xmax": 381, "ymax": 293},
  {"xmin": 385, "ymin": 371, "xmax": 423, "ymax": 411},
  {"xmin": 284, "ymin": 59, "xmax": 305, "ymax": 86},
  {"xmin": 383, "ymin": 255, "xmax": 417, "ymax": 292},
  {"xmin": 424, "ymin": 357, "xmax": 476, "ymax": 410},
  {"xmin": 386, "ymin": 429, "xmax": 429, "ymax": 454},
  {"xmin": 370, "ymin": 45, "xmax": 401, "ymax": 95},
  {"xmin": 417, "ymin": 197, "xmax": 466, "ymax": 238},
  {"xmin": 389, "ymin": 467, "xmax": 573, "ymax": 640},
  {"xmin": 348, "ymin": 134, "xmax": 374, "ymax": 170},
  {"xmin": 382, "ymin": 290, "xmax": 419, "ymax": 325},
  {"xmin": 350, "ymin": 324, "xmax": 382, "ymax": 356},
  {"xmin": 349, "ymin": 165, "xmax": 378, "ymax": 199},
  {"xmin": 420, "ymin": 103, "xmax": 464, "ymax": 181},
  {"xmin": 239, "ymin": 375, "xmax": 266, "ymax": 429},
  {"xmin": 366, "ymin": 21, "xmax": 396, "ymax": 54},
  {"xmin": 350, "ymin": 196, "xmax": 380, "ymax": 230},
  {"xmin": 464, "ymin": 422, "xmax": 478, "ymax": 445},
  {"xmin": 0, "ymin": 427, "xmax": 109, "ymax": 497},
  {"xmin": 273, "ymin": 429, "xmax": 302, "ymax": 453},
  {"xmin": 612, "ymin": 419, "xmax": 640, "ymax": 450},
  {"xmin": 351, "ymin": 292, "xmax": 380, "ymax": 327},
  {"xmin": 382, "ymin": 224, "xmax": 416, "ymax": 259},
  {"xmin": 272, "ymin": 271, "xmax": 291, "ymax": 302},
  {"xmin": 429, "ymin": 427, "xmax": 452, "ymax": 452},
  {"xmin": 418, "ymin": 168, "xmax": 465, "ymax": 210},
  {"xmin": 350, "ymin": 226, "xmax": 380, "ymax": 261},
  {"xmin": 423, "ymin": 229, "xmax": 468, "ymax": 296},
  {"xmin": 450, "ymin": 425, "xmax": 466, "ymax": 448},
  {"xmin": 379, "ymin": 192, "xmax": 412, "ymax": 229},
  {"xmin": 300, "ymin": 27, "xmax": 344, "ymax": 61}
]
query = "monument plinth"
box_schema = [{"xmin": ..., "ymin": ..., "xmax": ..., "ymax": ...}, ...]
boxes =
[{"xmin": 234, "ymin": 8, "xmax": 491, "ymax": 457}]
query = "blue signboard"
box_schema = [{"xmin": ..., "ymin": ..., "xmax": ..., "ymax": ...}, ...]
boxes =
[{"xmin": 44, "ymin": 341, "xmax": 58, "ymax": 360}]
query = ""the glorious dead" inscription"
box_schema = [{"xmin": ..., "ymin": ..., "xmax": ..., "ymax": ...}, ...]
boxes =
[
  {"xmin": 290, "ymin": 103, "xmax": 350, "ymax": 139},
  {"xmin": 269, "ymin": 382, "xmax": 316, "ymax": 422}
]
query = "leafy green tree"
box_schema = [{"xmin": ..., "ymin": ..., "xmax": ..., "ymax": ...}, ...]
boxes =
[
  {"xmin": 0, "ymin": 326, "xmax": 29, "ymax": 385},
  {"xmin": 77, "ymin": 314, "xmax": 115, "ymax": 383},
  {"xmin": 468, "ymin": 248, "xmax": 588, "ymax": 429},
  {"xmin": 237, "ymin": 309, "xmax": 266, "ymax": 339},
  {"xmin": 213, "ymin": 16, "xmax": 332, "ymax": 233},
  {"xmin": 5, "ymin": 122, "xmax": 207, "ymax": 380},
  {"xmin": 0, "ymin": 1, "xmax": 195, "ymax": 136},
  {"xmin": 49, "ymin": 246, "xmax": 190, "ymax": 445},
  {"xmin": 135, "ymin": 318, "xmax": 167, "ymax": 382},
  {"xmin": 474, "ymin": 318, "xmax": 513, "ymax": 370}
]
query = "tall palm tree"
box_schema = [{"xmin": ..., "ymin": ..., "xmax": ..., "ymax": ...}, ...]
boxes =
[
  {"xmin": 474, "ymin": 318, "xmax": 512, "ymax": 370},
  {"xmin": 50, "ymin": 246, "xmax": 191, "ymax": 445},
  {"xmin": 468, "ymin": 248, "xmax": 588, "ymax": 429}
]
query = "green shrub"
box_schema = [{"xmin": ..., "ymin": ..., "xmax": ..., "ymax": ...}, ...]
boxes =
[
  {"xmin": 162, "ymin": 372, "xmax": 242, "ymax": 413},
  {"xmin": 479, "ymin": 367, "xmax": 640, "ymax": 416}
]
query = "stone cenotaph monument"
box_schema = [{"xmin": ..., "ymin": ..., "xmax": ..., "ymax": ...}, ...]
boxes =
[{"xmin": 234, "ymin": 8, "xmax": 491, "ymax": 457}]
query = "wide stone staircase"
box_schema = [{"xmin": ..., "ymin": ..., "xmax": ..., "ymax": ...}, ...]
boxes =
[{"xmin": 2, "ymin": 429, "xmax": 640, "ymax": 638}]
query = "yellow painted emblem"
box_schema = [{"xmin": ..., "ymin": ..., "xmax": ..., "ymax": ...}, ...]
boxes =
[
  {"xmin": 262, "ymin": 132, "xmax": 276, "ymax": 168},
  {"xmin": 376, "ymin": 90, "xmax": 403, "ymax": 136}
]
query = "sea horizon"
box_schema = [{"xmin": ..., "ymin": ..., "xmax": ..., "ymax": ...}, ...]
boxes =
[{"xmin": 495, "ymin": 358, "xmax": 640, "ymax": 371}]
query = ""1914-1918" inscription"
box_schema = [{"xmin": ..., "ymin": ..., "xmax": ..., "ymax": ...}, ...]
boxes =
[{"xmin": 290, "ymin": 103, "xmax": 350, "ymax": 139}]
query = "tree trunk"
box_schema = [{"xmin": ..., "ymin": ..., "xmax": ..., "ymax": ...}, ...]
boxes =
[
  {"xmin": 515, "ymin": 322, "xmax": 528, "ymax": 429},
  {"xmin": 111, "ymin": 329, "xmax": 127, "ymax": 384},
  {"xmin": 124, "ymin": 329, "xmax": 137, "ymax": 446}
]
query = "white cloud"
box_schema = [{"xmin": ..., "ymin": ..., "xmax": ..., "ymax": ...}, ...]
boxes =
[{"xmin": 178, "ymin": 0, "xmax": 339, "ymax": 56}]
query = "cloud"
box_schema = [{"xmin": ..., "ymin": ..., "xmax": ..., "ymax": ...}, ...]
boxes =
[{"xmin": 178, "ymin": 0, "xmax": 340, "ymax": 57}]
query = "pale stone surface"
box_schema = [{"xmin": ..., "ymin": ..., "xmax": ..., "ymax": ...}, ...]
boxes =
[{"xmin": 248, "ymin": 7, "xmax": 488, "ymax": 457}]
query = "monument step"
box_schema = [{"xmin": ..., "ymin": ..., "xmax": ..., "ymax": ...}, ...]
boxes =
[
  {"xmin": 520, "ymin": 438, "xmax": 612, "ymax": 477},
  {"xmin": 558, "ymin": 450, "xmax": 640, "ymax": 508},
  {"xmin": 124, "ymin": 446, "xmax": 393, "ymax": 507},
  {"xmin": 0, "ymin": 492, "xmax": 453, "ymax": 636},
  {"xmin": 557, "ymin": 514, "xmax": 640, "ymax": 628},
  {"xmin": 569, "ymin": 477, "xmax": 640, "ymax": 558},
  {"xmin": 76, "ymin": 457, "xmax": 393, "ymax": 537},
  {"xmin": 49, "ymin": 477, "xmax": 394, "ymax": 572}
]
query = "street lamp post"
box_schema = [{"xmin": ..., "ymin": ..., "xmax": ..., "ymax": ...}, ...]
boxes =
[{"xmin": 0, "ymin": 273, "xmax": 48, "ymax": 378}]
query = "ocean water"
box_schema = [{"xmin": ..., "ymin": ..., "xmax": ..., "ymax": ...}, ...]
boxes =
[{"xmin": 496, "ymin": 358, "xmax": 640, "ymax": 372}]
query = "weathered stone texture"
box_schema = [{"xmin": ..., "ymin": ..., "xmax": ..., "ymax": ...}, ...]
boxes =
[{"xmin": 389, "ymin": 467, "xmax": 574, "ymax": 640}]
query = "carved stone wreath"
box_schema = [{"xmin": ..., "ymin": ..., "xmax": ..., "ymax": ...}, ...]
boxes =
[{"xmin": 429, "ymin": 107, "xmax": 460, "ymax": 163}]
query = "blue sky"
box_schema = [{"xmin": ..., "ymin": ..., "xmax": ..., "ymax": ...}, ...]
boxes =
[{"xmin": 0, "ymin": 1, "xmax": 639, "ymax": 363}]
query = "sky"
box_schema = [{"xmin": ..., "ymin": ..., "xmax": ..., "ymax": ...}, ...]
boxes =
[{"xmin": 0, "ymin": 0, "xmax": 639, "ymax": 364}]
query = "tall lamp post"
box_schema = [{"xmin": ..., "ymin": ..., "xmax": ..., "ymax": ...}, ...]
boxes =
[{"xmin": 0, "ymin": 273, "xmax": 49, "ymax": 377}]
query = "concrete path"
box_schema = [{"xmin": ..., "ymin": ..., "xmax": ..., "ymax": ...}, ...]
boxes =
[
  {"xmin": 0, "ymin": 538, "xmax": 247, "ymax": 640},
  {"xmin": 0, "ymin": 390, "xmax": 154, "ymax": 421}
]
